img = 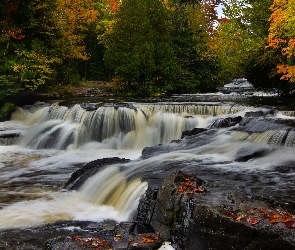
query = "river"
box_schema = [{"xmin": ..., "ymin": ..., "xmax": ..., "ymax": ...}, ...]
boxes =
[{"xmin": 1, "ymin": 95, "xmax": 295, "ymax": 248}]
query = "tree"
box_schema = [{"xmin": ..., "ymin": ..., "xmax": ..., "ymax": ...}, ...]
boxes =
[
  {"xmin": 188, "ymin": 0, "xmax": 221, "ymax": 91},
  {"xmin": 163, "ymin": 0, "xmax": 221, "ymax": 93},
  {"xmin": 268, "ymin": 0, "xmax": 295, "ymax": 84},
  {"xmin": 212, "ymin": 0, "xmax": 286, "ymax": 93},
  {"xmin": 104, "ymin": 0, "xmax": 177, "ymax": 94},
  {"xmin": 55, "ymin": 0, "xmax": 99, "ymax": 61},
  {"xmin": 9, "ymin": 0, "xmax": 100, "ymax": 88}
]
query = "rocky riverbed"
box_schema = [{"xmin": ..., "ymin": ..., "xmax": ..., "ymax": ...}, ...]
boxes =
[{"xmin": 2, "ymin": 101, "xmax": 295, "ymax": 249}]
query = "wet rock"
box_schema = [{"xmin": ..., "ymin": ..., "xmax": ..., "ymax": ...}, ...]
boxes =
[
  {"xmin": 274, "ymin": 162, "xmax": 295, "ymax": 173},
  {"xmin": 113, "ymin": 221, "xmax": 163, "ymax": 250},
  {"xmin": 112, "ymin": 222, "xmax": 135, "ymax": 249},
  {"xmin": 127, "ymin": 232, "xmax": 163, "ymax": 249},
  {"xmin": 240, "ymin": 110, "xmax": 276, "ymax": 127},
  {"xmin": 135, "ymin": 171, "xmax": 295, "ymax": 250},
  {"xmin": 80, "ymin": 103, "xmax": 98, "ymax": 111},
  {"xmin": 0, "ymin": 132, "xmax": 20, "ymax": 138},
  {"xmin": 244, "ymin": 110, "xmax": 275, "ymax": 118},
  {"xmin": 115, "ymin": 103, "xmax": 137, "ymax": 110},
  {"xmin": 0, "ymin": 220, "xmax": 116, "ymax": 250},
  {"xmin": 103, "ymin": 103, "xmax": 137, "ymax": 110},
  {"xmin": 235, "ymin": 149, "xmax": 269, "ymax": 162},
  {"xmin": 134, "ymin": 188, "xmax": 158, "ymax": 230},
  {"xmin": 170, "ymin": 139, "xmax": 181, "ymax": 143},
  {"xmin": 149, "ymin": 171, "xmax": 205, "ymax": 247},
  {"xmin": 14, "ymin": 90, "xmax": 39, "ymax": 106},
  {"xmin": 0, "ymin": 132, "xmax": 20, "ymax": 145},
  {"xmin": 209, "ymin": 116, "xmax": 242, "ymax": 128},
  {"xmin": 181, "ymin": 128, "xmax": 207, "ymax": 138},
  {"xmin": 64, "ymin": 157, "xmax": 130, "ymax": 190}
]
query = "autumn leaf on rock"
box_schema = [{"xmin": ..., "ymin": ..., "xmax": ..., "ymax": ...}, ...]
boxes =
[
  {"xmin": 178, "ymin": 176, "xmax": 204, "ymax": 194},
  {"xmin": 246, "ymin": 217, "xmax": 260, "ymax": 225},
  {"xmin": 285, "ymin": 221, "xmax": 295, "ymax": 228}
]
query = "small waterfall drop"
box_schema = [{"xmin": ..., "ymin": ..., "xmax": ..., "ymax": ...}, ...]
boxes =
[
  {"xmin": 17, "ymin": 103, "xmax": 249, "ymax": 150},
  {"xmin": 78, "ymin": 165, "xmax": 148, "ymax": 219},
  {"xmin": 3, "ymin": 100, "xmax": 295, "ymax": 232}
]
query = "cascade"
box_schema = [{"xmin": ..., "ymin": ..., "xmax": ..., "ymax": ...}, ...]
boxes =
[
  {"xmin": 15, "ymin": 103, "xmax": 251, "ymax": 150},
  {"xmin": 2, "ymin": 100, "xmax": 295, "ymax": 234},
  {"xmin": 78, "ymin": 165, "xmax": 148, "ymax": 218}
]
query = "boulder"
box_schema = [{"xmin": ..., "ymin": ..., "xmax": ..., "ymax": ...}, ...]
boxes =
[
  {"xmin": 14, "ymin": 90, "xmax": 39, "ymax": 106},
  {"xmin": 181, "ymin": 128, "xmax": 207, "ymax": 138},
  {"xmin": 135, "ymin": 171, "xmax": 295, "ymax": 250},
  {"xmin": 209, "ymin": 116, "xmax": 242, "ymax": 128},
  {"xmin": 64, "ymin": 157, "xmax": 130, "ymax": 190}
]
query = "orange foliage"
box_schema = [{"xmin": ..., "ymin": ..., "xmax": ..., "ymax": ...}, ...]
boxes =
[
  {"xmin": 277, "ymin": 65, "xmax": 295, "ymax": 81},
  {"xmin": 56, "ymin": 0, "xmax": 99, "ymax": 60},
  {"xmin": 268, "ymin": 0, "xmax": 295, "ymax": 82},
  {"xmin": 2, "ymin": 28, "xmax": 25, "ymax": 40},
  {"xmin": 178, "ymin": 176, "xmax": 205, "ymax": 194},
  {"xmin": 70, "ymin": 236, "xmax": 109, "ymax": 248},
  {"xmin": 140, "ymin": 232, "xmax": 160, "ymax": 244},
  {"xmin": 106, "ymin": 0, "xmax": 119, "ymax": 13},
  {"xmin": 1, "ymin": 0, "xmax": 20, "ymax": 27},
  {"xmin": 222, "ymin": 205, "xmax": 295, "ymax": 229}
]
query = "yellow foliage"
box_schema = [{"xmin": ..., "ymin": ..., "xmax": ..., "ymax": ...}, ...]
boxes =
[
  {"xmin": 55, "ymin": 0, "xmax": 99, "ymax": 60},
  {"xmin": 268, "ymin": 0, "xmax": 295, "ymax": 82},
  {"xmin": 13, "ymin": 50, "xmax": 61, "ymax": 90}
]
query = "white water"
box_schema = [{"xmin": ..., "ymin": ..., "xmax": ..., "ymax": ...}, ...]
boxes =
[{"xmin": 0, "ymin": 102, "xmax": 295, "ymax": 229}]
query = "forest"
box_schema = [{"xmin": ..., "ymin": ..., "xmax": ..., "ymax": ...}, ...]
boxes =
[{"xmin": 0, "ymin": 0, "xmax": 294, "ymax": 117}]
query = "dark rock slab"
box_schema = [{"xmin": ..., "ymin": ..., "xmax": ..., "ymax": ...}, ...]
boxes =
[
  {"xmin": 80, "ymin": 103, "xmax": 98, "ymax": 111},
  {"xmin": 181, "ymin": 128, "xmax": 207, "ymax": 139},
  {"xmin": 0, "ymin": 220, "xmax": 116, "ymax": 250},
  {"xmin": 135, "ymin": 171, "xmax": 295, "ymax": 250},
  {"xmin": 14, "ymin": 90, "xmax": 39, "ymax": 106},
  {"xmin": 64, "ymin": 157, "xmax": 130, "ymax": 190},
  {"xmin": 0, "ymin": 132, "xmax": 20, "ymax": 139},
  {"xmin": 209, "ymin": 116, "xmax": 242, "ymax": 128},
  {"xmin": 235, "ymin": 149, "xmax": 270, "ymax": 162}
]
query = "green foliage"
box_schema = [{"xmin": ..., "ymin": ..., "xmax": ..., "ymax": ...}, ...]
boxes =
[
  {"xmin": 13, "ymin": 40, "xmax": 61, "ymax": 90},
  {"xmin": 0, "ymin": 0, "xmax": 292, "ymax": 97},
  {"xmin": 166, "ymin": 1, "xmax": 221, "ymax": 94},
  {"xmin": 213, "ymin": 0, "xmax": 289, "ymax": 93},
  {"xmin": 0, "ymin": 75, "xmax": 20, "ymax": 102},
  {"xmin": 244, "ymin": 47, "xmax": 284, "ymax": 90},
  {"xmin": 104, "ymin": 0, "xmax": 178, "ymax": 95},
  {"xmin": 0, "ymin": 102, "xmax": 16, "ymax": 119},
  {"xmin": 0, "ymin": 75, "xmax": 19, "ymax": 119}
]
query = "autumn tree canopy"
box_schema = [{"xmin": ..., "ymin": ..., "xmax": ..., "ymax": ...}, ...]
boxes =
[
  {"xmin": 104, "ymin": 0, "xmax": 178, "ymax": 94},
  {"xmin": 1, "ymin": 0, "xmax": 295, "ymax": 116},
  {"xmin": 268, "ymin": 0, "xmax": 295, "ymax": 83}
]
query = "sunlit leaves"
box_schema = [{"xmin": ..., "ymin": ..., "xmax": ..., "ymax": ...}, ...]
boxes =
[
  {"xmin": 12, "ymin": 42, "xmax": 61, "ymax": 90},
  {"xmin": 55, "ymin": 0, "xmax": 99, "ymax": 60},
  {"xmin": 268, "ymin": 0, "xmax": 295, "ymax": 83},
  {"xmin": 178, "ymin": 176, "xmax": 205, "ymax": 194},
  {"xmin": 2, "ymin": 28, "xmax": 25, "ymax": 40},
  {"xmin": 222, "ymin": 205, "xmax": 295, "ymax": 229},
  {"xmin": 105, "ymin": 0, "xmax": 119, "ymax": 13},
  {"xmin": 70, "ymin": 236, "xmax": 109, "ymax": 248}
]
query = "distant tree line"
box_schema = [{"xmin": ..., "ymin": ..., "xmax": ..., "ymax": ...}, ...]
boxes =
[{"xmin": 0, "ymin": 0, "xmax": 294, "ymax": 115}]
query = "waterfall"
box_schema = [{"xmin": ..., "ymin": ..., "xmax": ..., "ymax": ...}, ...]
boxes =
[
  {"xmin": 2, "ymin": 101, "xmax": 295, "ymax": 232},
  {"xmin": 6, "ymin": 103, "xmax": 295, "ymax": 150},
  {"xmin": 16, "ymin": 103, "xmax": 249, "ymax": 150},
  {"xmin": 78, "ymin": 165, "xmax": 148, "ymax": 218}
]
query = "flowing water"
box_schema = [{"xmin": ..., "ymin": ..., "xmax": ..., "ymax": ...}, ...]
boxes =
[{"xmin": 1, "ymin": 99, "xmax": 295, "ymax": 247}]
